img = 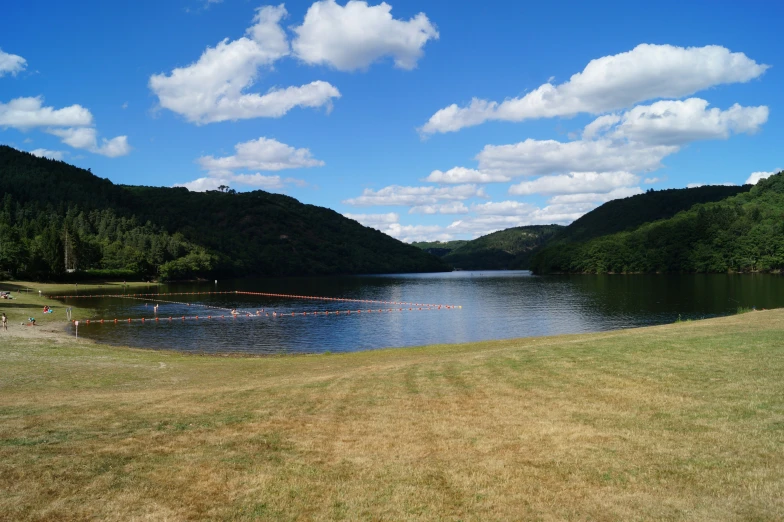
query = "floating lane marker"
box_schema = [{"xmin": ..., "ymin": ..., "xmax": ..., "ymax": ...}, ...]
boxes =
[
  {"xmin": 234, "ymin": 291, "xmax": 455, "ymax": 308},
  {"xmin": 47, "ymin": 290, "xmax": 458, "ymax": 309},
  {"xmin": 72, "ymin": 305, "xmax": 459, "ymax": 326}
]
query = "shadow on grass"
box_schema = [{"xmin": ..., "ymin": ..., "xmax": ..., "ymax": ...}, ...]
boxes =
[{"xmin": 0, "ymin": 302, "xmax": 44, "ymax": 309}]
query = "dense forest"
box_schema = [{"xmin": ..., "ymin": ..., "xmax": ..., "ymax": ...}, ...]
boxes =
[
  {"xmin": 549, "ymin": 185, "xmax": 750, "ymax": 244},
  {"xmin": 0, "ymin": 146, "xmax": 448, "ymax": 280},
  {"xmin": 410, "ymin": 240, "xmax": 468, "ymax": 258},
  {"xmin": 531, "ymin": 173, "xmax": 784, "ymax": 274},
  {"xmin": 431, "ymin": 226, "xmax": 563, "ymax": 270}
]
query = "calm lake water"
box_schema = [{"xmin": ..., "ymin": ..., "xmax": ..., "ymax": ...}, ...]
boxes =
[{"xmin": 60, "ymin": 271, "xmax": 784, "ymax": 354}]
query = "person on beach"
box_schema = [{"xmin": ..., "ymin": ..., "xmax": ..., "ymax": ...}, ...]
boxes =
[{"xmin": 2, "ymin": 313, "xmax": 7, "ymax": 331}]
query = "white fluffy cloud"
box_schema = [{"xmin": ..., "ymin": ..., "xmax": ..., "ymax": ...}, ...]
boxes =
[
  {"xmin": 343, "ymin": 212, "xmax": 399, "ymax": 228},
  {"xmin": 0, "ymin": 97, "xmax": 93, "ymax": 129},
  {"xmin": 344, "ymin": 186, "xmax": 643, "ymax": 242},
  {"xmin": 344, "ymin": 212, "xmax": 449, "ymax": 242},
  {"xmin": 47, "ymin": 127, "xmax": 131, "ymax": 157},
  {"xmin": 150, "ymin": 5, "xmax": 340, "ymax": 124},
  {"xmin": 343, "ymin": 184, "xmax": 486, "ymax": 206},
  {"xmin": 174, "ymin": 173, "xmax": 304, "ymax": 192},
  {"xmin": 421, "ymin": 44, "xmax": 769, "ymax": 134},
  {"xmin": 476, "ymin": 99, "xmax": 767, "ymax": 178},
  {"xmin": 408, "ymin": 202, "xmax": 469, "ymax": 215},
  {"xmin": 509, "ymin": 172, "xmax": 639, "ymax": 195},
  {"xmin": 611, "ymin": 98, "xmax": 768, "ymax": 146},
  {"xmin": 178, "ymin": 136, "xmax": 319, "ymax": 192},
  {"xmin": 424, "ymin": 167, "xmax": 510, "ymax": 184},
  {"xmin": 546, "ymin": 186, "xmax": 643, "ymax": 204},
  {"xmin": 478, "ymin": 139, "xmax": 676, "ymax": 177},
  {"xmin": 0, "ymin": 49, "xmax": 26, "ymax": 77},
  {"xmin": 292, "ymin": 0, "xmax": 438, "ymax": 71},
  {"xmin": 745, "ymin": 170, "xmax": 779, "ymax": 185},
  {"xmin": 198, "ymin": 137, "xmax": 324, "ymax": 174},
  {"xmin": 29, "ymin": 148, "xmax": 65, "ymax": 161},
  {"xmin": 175, "ymin": 177, "xmax": 229, "ymax": 192},
  {"xmin": 0, "ymin": 96, "xmax": 130, "ymax": 157}
]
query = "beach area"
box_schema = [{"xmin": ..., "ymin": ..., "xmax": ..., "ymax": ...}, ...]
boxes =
[{"xmin": 1, "ymin": 282, "xmax": 783, "ymax": 520}]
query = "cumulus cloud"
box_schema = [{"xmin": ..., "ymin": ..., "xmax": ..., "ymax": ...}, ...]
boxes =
[
  {"xmin": 0, "ymin": 96, "xmax": 93, "ymax": 129},
  {"xmin": 546, "ymin": 186, "xmax": 643, "ymax": 204},
  {"xmin": 385, "ymin": 223, "xmax": 453, "ymax": 243},
  {"xmin": 175, "ymin": 177, "xmax": 229, "ymax": 192},
  {"xmin": 408, "ymin": 202, "xmax": 469, "ymax": 215},
  {"xmin": 292, "ymin": 0, "xmax": 438, "ymax": 71},
  {"xmin": 343, "ymin": 184, "xmax": 486, "ymax": 206},
  {"xmin": 0, "ymin": 96, "xmax": 130, "ymax": 157},
  {"xmin": 29, "ymin": 148, "xmax": 65, "ymax": 161},
  {"xmin": 174, "ymin": 173, "xmax": 304, "ymax": 192},
  {"xmin": 423, "ymin": 167, "xmax": 510, "ymax": 184},
  {"xmin": 198, "ymin": 137, "xmax": 324, "ymax": 174},
  {"xmin": 478, "ymin": 139, "xmax": 676, "ymax": 177},
  {"xmin": 47, "ymin": 127, "xmax": 131, "ymax": 157},
  {"xmin": 421, "ymin": 44, "xmax": 768, "ymax": 134},
  {"xmin": 610, "ymin": 98, "xmax": 768, "ymax": 145},
  {"xmin": 345, "ymin": 188, "xmax": 644, "ymax": 242},
  {"xmin": 509, "ymin": 172, "xmax": 639, "ymax": 195},
  {"xmin": 0, "ymin": 48, "xmax": 26, "ymax": 77},
  {"xmin": 745, "ymin": 170, "xmax": 779, "ymax": 185},
  {"xmin": 476, "ymin": 99, "xmax": 767, "ymax": 178},
  {"xmin": 344, "ymin": 212, "xmax": 449, "ymax": 242},
  {"xmin": 343, "ymin": 212, "xmax": 400, "ymax": 228},
  {"xmin": 150, "ymin": 4, "xmax": 340, "ymax": 124},
  {"xmin": 178, "ymin": 136, "xmax": 319, "ymax": 191}
]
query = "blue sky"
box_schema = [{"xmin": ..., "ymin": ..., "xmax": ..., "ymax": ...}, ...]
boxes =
[{"xmin": 1, "ymin": 0, "xmax": 782, "ymax": 242}]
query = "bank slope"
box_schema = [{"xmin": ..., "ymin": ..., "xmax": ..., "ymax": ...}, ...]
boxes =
[
  {"xmin": 0, "ymin": 146, "xmax": 448, "ymax": 279},
  {"xmin": 532, "ymin": 173, "xmax": 784, "ymax": 273}
]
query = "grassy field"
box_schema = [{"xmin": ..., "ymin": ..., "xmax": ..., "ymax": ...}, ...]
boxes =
[{"xmin": 0, "ymin": 284, "xmax": 783, "ymax": 520}]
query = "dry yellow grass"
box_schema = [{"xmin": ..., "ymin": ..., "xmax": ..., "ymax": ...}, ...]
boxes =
[{"xmin": 0, "ymin": 284, "xmax": 783, "ymax": 520}]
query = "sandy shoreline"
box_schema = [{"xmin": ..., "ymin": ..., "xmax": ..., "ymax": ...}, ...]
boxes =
[{"xmin": 1, "ymin": 320, "xmax": 80, "ymax": 344}]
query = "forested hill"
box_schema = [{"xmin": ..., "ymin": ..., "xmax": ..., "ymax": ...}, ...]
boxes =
[
  {"xmin": 440, "ymin": 225, "xmax": 563, "ymax": 270},
  {"xmin": 0, "ymin": 146, "xmax": 448, "ymax": 280},
  {"xmin": 552, "ymin": 185, "xmax": 750, "ymax": 244},
  {"xmin": 411, "ymin": 185, "xmax": 748, "ymax": 271},
  {"xmin": 531, "ymin": 173, "xmax": 784, "ymax": 274}
]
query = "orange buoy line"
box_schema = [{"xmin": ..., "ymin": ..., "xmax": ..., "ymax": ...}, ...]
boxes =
[
  {"xmin": 234, "ymin": 291, "xmax": 454, "ymax": 308},
  {"xmin": 47, "ymin": 291, "xmax": 236, "ymax": 299},
  {"xmin": 47, "ymin": 290, "xmax": 458, "ymax": 308},
  {"xmin": 110, "ymin": 294, "xmax": 251, "ymax": 315},
  {"xmin": 72, "ymin": 305, "xmax": 459, "ymax": 326}
]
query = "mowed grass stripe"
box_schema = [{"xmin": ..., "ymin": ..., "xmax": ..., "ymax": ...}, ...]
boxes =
[{"xmin": 0, "ymin": 288, "xmax": 782, "ymax": 520}]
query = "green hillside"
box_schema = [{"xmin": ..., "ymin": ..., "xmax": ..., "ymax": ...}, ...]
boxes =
[
  {"xmin": 551, "ymin": 185, "xmax": 750, "ymax": 244},
  {"xmin": 441, "ymin": 225, "xmax": 563, "ymax": 270},
  {"xmin": 414, "ymin": 185, "xmax": 752, "ymax": 272},
  {"xmin": 531, "ymin": 172, "xmax": 784, "ymax": 274},
  {"xmin": 410, "ymin": 240, "xmax": 468, "ymax": 257},
  {"xmin": 0, "ymin": 146, "xmax": 448, "ymax": 280}
]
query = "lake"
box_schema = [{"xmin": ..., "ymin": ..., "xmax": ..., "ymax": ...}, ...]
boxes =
[{"xmin": 61, "ymin": 271, "xmax": 784, "ymax": 354}]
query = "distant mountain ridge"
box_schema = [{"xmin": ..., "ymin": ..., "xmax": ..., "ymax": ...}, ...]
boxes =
[{"xmin": 0, "ymin": 146, "xmax": 448, "ymax": 279}]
